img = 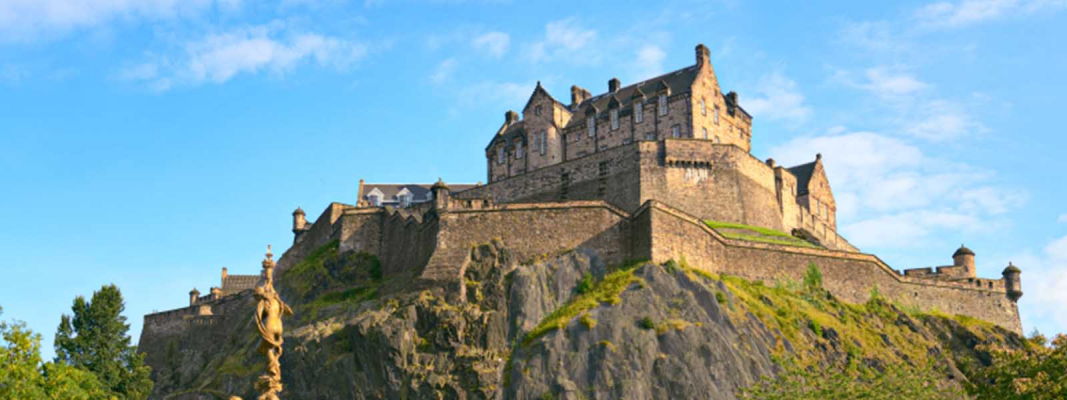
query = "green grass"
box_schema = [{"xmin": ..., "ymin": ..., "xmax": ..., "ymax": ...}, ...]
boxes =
[
  {"xmin": 703, "ymin": 220, "xmax": 820, "ymax": 249},
  {"xmin": 522, "ymin": 260, "xmax": 647, "ymax": 346}
]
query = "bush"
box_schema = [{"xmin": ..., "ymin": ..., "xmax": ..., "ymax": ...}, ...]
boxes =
[
  {"xmin": 575, "ymin": 273, "xmax": 594, "ymax": 295},
  {"xmin": 639, "ymin": 317, "xmax": 656, "ymax": 330},
  {"xmin": 803, "ymin": 263, "xmax": 823, "ymax": 291}
]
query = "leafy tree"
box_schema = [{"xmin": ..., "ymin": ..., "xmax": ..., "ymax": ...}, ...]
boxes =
[
  {"xmin": 54, "ymin": 285, "xmax": 153, "ymax": 399},
  {"xmin": 739, "ymin": 357, "xmax": 962, "ymax": 399},
  {"xmin": 0, "ymin": 306, "xmax": 108, "ymax": 399},
  {"xmin": 967, "ymin": 332, "xmax": 1067, "ymax": 399}
]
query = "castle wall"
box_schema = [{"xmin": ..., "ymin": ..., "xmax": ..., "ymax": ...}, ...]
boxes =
[
  {"xmin": 339, "ymin": 209, "xmax": 382, "ymax": 255},
  {"xmin": 643, "ymin": 202, "xmax": 1022, "ymax": 333},
  {"xmin": 277, "ymin": 203, "xmax": 349, "ymax": 272},
  {"xmin": 378, "ymin": 209, "xmax": 439, "ymax": 278}
]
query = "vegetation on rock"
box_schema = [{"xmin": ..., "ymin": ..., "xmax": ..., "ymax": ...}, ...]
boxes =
[
  {"xmin": 703, "ymin": 220, "xmax": 819, "ymax": 248},
  {"xmin": 967, "ymin": 332, "xmax": 1067, "ymax": 399}
]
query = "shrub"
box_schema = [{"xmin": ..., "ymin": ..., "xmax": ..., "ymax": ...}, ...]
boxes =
[
  {"xmin": 639, "ymin": 317, "xmax": 656, "ymax": 330},
  {"xmin": 575, "ymin": 273, "xmax": 593, "ymax": 295},
  {"xmin": 803, "ymin": 263, "xmax": 823, "ymax": 291}
]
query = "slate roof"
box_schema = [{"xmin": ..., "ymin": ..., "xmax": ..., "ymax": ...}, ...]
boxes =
[
  {"xmin": 360, "ymin": 183, "xmax": 478, "ymax": 205},
  {"xmin": 221, "ymin": 274, "xmax": 260, "ymax": 295},
  {"xmin": 787, "ymin": 161, "xmax": 817, "ymax": 195},
  {"xmin": 564, "ymin": 66, "xmax": 701, "ymax": 129},
  {"xmin": 953, "ymin": 245, "xmax": 975, "ymax": 257}
]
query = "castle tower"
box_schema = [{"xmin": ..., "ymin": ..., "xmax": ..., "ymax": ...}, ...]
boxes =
[
  {"xmin": 952, "ymin": 244, "xmax": 976, "ymax": 278},
  {"xmin": 210, "ymin": 287, "xmax": 222, "ymax": 300},
  {"xmin": 431, "ymin": 178, "xmax": 450, "ymax": 210},
  {"xmin": 292, "ymin": 207, "xmax": 307, "ymax": 242},
  {"xmin": 1003, "ymin": 262, "xmax": 1023, "ymax": 301},
  {"xmin": 189, "ymin": 288, "xmax": 200, "ymax": 306}
]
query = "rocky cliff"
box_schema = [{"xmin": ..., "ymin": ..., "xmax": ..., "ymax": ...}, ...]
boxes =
[{"xmin": 139, "ymin": 241, "xmax": 1023, "ymax": 399}]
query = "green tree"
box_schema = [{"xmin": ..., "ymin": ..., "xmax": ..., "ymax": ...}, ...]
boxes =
[
  {"xmin": 0, "ymin": 306, "xmax": 108, "ymax": 399},
  {"xmin": 967, "ymin": 332, "xmax": 1067, "ymax": 399},
  {"xmin": 54, "ymin": 285, "xmax": 153, "ymax": 399}
]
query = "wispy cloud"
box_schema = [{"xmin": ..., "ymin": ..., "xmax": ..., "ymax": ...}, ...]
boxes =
[
  {"xmin": 632, "ymin": 45, "xmax": 666, "ymax": 80},
  {"xmin": 744, "ymin": 72, "xmax": 812, "ymax": 124},
  {"xmin": 0, "ymin": 0, "xmax": 242, "ymax": 43},
  {"xmin": 120, "ymin": 22, "xmax": 367, "ymax": 90},
  {"xmin": 914, "ymin": 0, "xmax": 1067, "ymax": 29},
  {"xmin": 430, "ymin": 57, "xmax": 457, "ymax": 84},
  {"xmin": 527, "ymin": 18, "xmax": 598, "ymax": 63},
  {"xmin": 905, "ymin": 99, "xmax": 986, "ymax": 141},
  {"xmin": 471, "ymin": 31, "xmax": 510, "ymax": 58},
  {"xmin": 1058, "ymin": 214, "xmax": 1067, "ymax": 223},
  {"xmin": 1013, "ymin": 234, "xmax": 1067, "ymax": 336},
  {"xmin": 771, "ymin": 129, "xmax": 1024, "ymax": 249}
]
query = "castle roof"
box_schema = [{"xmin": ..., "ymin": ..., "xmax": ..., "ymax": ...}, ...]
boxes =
[
  {"xmin": 360, "ymin": 183, "xmax": 477, "ymax": 203},
  {"xmin": 565, "ymin": 66, "xmax": 700, "ymax": 129},
  {"xmin": 221, "ymin": 274, "xmax": 260, "ymax": 295},
  {"xmin": 488, "ymin": 121, "xmax": 527, "ymax": 151},
  {"xmin": 1003, "ymin": 263, "xmax": 1021, "ymax": 274},
  {"xmin": 953, "ymin": 245, "xmax": 975, "ymax": 257},
  {"xmin": 522, "ymin": 81, "xmax": 567, "ymax": 113},
  {"xmin": 787, "ymin": 161, "xmax": 817, "ymax": 195}
]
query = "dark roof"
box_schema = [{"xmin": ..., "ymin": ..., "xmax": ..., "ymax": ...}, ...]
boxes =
[
  {"xmin": 361, "ymin": 183, "xmax": 477, "ymax": 202},
  {"xmin": 522, "ymin": 81, "xmax": 566, "ymax": 113},
  {"xmin": 953, "ymin": 245, "xmax": 975, "ymax": 257},
  {"xmin": 787, "ymin": 161, "xmax": 817, "ymax": 195},
  {"xmin": 1003, "ymin": 263, "xmax": 1021, "ymax": 274},
  {"xmin": 221, "ymin": 274, "xmax": 260, "ymax": 294},
  {"xmin": 488, "ymin": 121, "xmax": 526, "ymax": 150},
  {"xmin": 564, "ymin": 66, "xmax": 701, "ymax": 130}
]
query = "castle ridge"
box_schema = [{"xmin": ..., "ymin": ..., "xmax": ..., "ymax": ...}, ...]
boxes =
[{"xmin": 141, "ymin": 44, "xmax": 1024, "ymax": 341}]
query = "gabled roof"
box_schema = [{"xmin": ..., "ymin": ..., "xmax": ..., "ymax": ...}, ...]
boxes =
[
  {"xmin": 787, "ymin": 161, "xmax": 817, "ymax": 195},
  {"xmin": 486, "ymin": 121, "xmax": 526, "ymax": 151},
  {"xmin": 564, "ymin": 66, "xmax": 701, "ymax": 130},
  {"xmin": 522, "ymin": 81, "xmax": 567, "ymax": 113},
  {"xmin": 360, "ymin": 183, "xmax": 477, "ymax": 202}
]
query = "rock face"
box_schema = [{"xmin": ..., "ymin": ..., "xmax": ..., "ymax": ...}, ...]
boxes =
[{"xmin": 139, "ymin": 242, "xmax": 1022, "ymax": 399}]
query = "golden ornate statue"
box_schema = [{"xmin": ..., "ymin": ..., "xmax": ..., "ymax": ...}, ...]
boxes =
[{"xmin": 233, "ymin": 245, "xmax": 293, "ymax": 400}]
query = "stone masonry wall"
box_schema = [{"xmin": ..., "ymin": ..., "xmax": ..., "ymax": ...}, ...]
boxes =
[{"xmin": 644, "ymin": 202, "xmax": 1022, "ymax": 333}]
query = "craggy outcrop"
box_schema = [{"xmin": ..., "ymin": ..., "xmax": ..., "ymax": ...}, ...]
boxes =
[{"xmin": 140, "ymin": 242, "xmax": 1023, "ymax": 399}]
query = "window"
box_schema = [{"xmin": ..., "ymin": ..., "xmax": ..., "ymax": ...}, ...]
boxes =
[
  {"xmin": 516, "ymin": 141, "xmax": 523, "ymax": 159},
  {"xmin": 535, "ymin": 105, "xmax": 542, "ymax": 116},
  {"xmin": 658, "ymin": 94, "xmax": 668, "ymax": 116},
  {"xmin": 738, "ymin": 126, "xmax": 743, "ymax": 139},
  {"xmin": 701, "ymin": 98, "xmax": 707, "ymax": 115},
  {"xmin": 671, "ymin": 125, "xmax": 681, "ymax": 138},
  {"xmin": 368, "ymin": 194, "xmax": 381, "ymax": 207},
  {"xmin": 714, "ymin": 107, "xmax": 719, "ymax": 125},
  {"xmin": 531, "ymin": 133, "xmax": 539, "ymax": 153},
  {"xmin": 714, "ymin": 136, "xmax": 720, "ymax": 144},
  {"xmin": 813, "ymin": 198, "xmax": 820, "ymax": 215},
  {"xmin": 587, "ymin": 116, "xmax": 596, "ymax": 137},
  {"xmin": 702, "ymin": 127, "xmax": 708, "ymax": 139},
  {"xmin": 540, "ymin": 130, "xmax": 547, "ymax": 155},
  {"xmin": 497, "ymin": 146, "xmax": 505, "ymax": 164},
  {"xmin": 646, "ymin": 132, "xmax": 656, "ymax": 141},
  {"xmin": 634, "ymin": 102, "xmax": 643, "ymax": 123},
  {"xmin": 610, "ymin": 109, "xmax": 619, "ymax": 130}
]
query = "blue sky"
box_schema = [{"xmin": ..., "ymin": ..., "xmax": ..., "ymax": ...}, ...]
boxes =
[{"xmin": 1, "ymin": 0, "xmax": 1065, "ymax": 360}]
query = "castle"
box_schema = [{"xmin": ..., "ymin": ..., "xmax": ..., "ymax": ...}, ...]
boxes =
[{"xmin": 141, "ymin": 44, "xmax": 1024, "ymax": 339}]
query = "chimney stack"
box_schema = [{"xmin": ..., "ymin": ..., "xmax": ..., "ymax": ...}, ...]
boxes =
[
  {"xmin": 696, "ymin": 43, "xmax": 710, "ymax": 68},
  {"xmin": 570, "ymin": 85, "xmax": 591, "ymax": 109},
  {"xmin": 608, "ymin": 77, "xmax": 620, "ymax": 93},
  {"xmin": 505, "ymin": 110, "xmax": 520, "ymax": 125}
]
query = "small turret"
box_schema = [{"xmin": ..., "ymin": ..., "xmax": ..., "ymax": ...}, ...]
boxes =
[
  {"xmin": 431, "ymin": 178, "xmax": 450, "ymax": 210},
  {"xmin": 1002, "ymin": 262, "xmax": 1022, "ymax": 301},
  {"xmin": 189, "ymin": 288, "xmax": 200, "ymax": 306},
  {"xmin": 952, "ymin": 244, "xmax": 976, "ymax": 278},
  {"xmin": 292, "ymin": 207, "xmax": 307, "ymax": 242}
]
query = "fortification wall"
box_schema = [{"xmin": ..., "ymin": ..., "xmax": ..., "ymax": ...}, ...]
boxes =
[
  {"xmin": 420, "ymin": 201, "xmax": 632, "ymax": 284},
  {"xmin": 644, "ymin": 202, "xmax": 1022, "ymax": 333},
  {"xmin": 378, "ymin": 209, "xmax": 439, "ymax": 278},
  {"xmin": 142, "ymin": 290, "xmax": 254, "ymax": 338},
  {"xmin": 339, "ymin": 209, "xmax": 382, "ymax": 255},
  {"xmin": 277, "ymin": 203, "xmax": 349, "ymax": 272}
]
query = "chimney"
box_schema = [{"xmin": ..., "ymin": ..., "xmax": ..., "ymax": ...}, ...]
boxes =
[
  {"xmin": 696, "ymin": 43, "xmax": 710, "ymax": 68},
  {"xmin": 725, "ymin": 91, "xmax": 738, "ymax": 106},
  {"xmin": 221, "ymin": 267, "xmax": 228, "ymax": 281},
  {"xmin": 505, "ymin": 110, "xmax": 520, "ymax": 125},
  {"xmin": 608, "ymin": 77, "xmax": 620, "ymax": 93},
  {"xmin": 570, "ymin": 85, "xmax": 591, "ymax": 109},
  {"xmin": 765, "ymin": 158, "xmax": 776, "ymax": 168}
]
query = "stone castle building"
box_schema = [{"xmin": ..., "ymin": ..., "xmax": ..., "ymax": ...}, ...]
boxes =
[{"xmin": 142, "ymin": 44, "xmax": 1024, "ymax": 340}]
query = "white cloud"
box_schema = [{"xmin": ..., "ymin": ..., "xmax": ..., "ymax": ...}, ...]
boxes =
[
  {"xmin": 430, "ymin": 58, "xmax": 457, "ymax": 85},
  {"xmin": 1014, "ymin": 234, "xmax": 1067, "ymax": 336},
  {"xmin": 632, "ymin": 45, "xmax": 666, "ymax": 80},
  {"xmin": 472, "ymin": 31, "xmax": 509, "ymax": 58},
  {"xmin": 914, "ymin": 0, "xmax": 1067, "ymax": 29},
  {"xmin": 526, "ymin": 18, "xmax": 598, "ymax": 63},
  {"xmin": 455, "ymin": 81, "xmax": 531, "ymax": 109},
  {"xmin": 860, "ymin": 68, "xmax": 928, "ymax": 98},
  {"xmin": 744, "ymin": 72, "xmax": 812, "ymax": 124},
  {"xmin": 0, "ymin": 0, "xmax": 241, "ymax": 42},
  {"xmin": 1058, "ymin": 214, "xmax": 1067, "ymax": 223},
  {"xmin": 770, "ymin": 130, "xmax": 1023, "ymax": 249},
  {"xmin": 122, "ymin": 23, "xmax": 367, "ymax": 90},
  {"xmin": 905, "ymin": 100, "xmax": 986, "ymax": 141}
]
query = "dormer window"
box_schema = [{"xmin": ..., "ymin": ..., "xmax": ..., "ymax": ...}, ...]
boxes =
[
  {"xmin": 610, "ymin": 109, "xmax": 619, "ymax": 130},
  {"xmin": 634, "ymin": 102, "xmax": 644, "ymax": 123},
  {"xmin": 497, "ymin": 146, "xmax": 505, "ymax": 164},
  {"xmin": 368, "ymin": 193, "xmax": 381, "ymax": 207},
  {"xmin": 587, "ymin": 116, "xmax": 596, "ymax": 137},
  {"xmin": 701, "ymin": 98, "xmax": 707, "ymax": 116},
  {"xmin": 398, "ymin": 194, "xmax": 410, "ymax": 208},
  {"xmin": 658, "ymin": 94, "xmax": 668, "ymax": 116}
]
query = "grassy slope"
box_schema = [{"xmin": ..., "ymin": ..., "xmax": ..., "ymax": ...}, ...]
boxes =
[{"xmin": 703, "ymin": 220, "xmax": 819, "ymax": 249}]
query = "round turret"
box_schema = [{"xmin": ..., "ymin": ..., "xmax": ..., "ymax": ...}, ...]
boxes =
[
  {"xmin": 431, "ymin": 178, "xmax": 451, "ymax": 210},
  {"xmin": 952, "ymin": 244, "xmax": 976, "ymax": 278},
  {"xmin": 189, "ymin": 288, "xmax": 200, "ymax": 306},
  {"xmin": 292, "ymin": 207, "xmax": 307, "ymax": 235},
  {"xmin": 1002, "ymin": 262, "xmax": 1022, "ymax": 301}
]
